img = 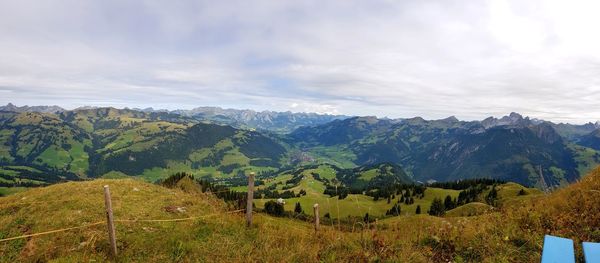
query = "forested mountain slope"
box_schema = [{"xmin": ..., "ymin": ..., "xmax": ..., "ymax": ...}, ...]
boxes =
[
  {"xmin": 0, "ymin": 109, "xmax": 288, "ymax": 186},
  {"xmin": 290, "ymin": 114, "xmax": 600, "ymax": 187}
]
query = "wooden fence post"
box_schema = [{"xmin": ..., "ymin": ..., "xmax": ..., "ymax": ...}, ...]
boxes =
[
  {"xmin": 313, "ymin": 204, "xmax": 320, "ymax": 232},
  {"xmin": 103, "ymin": 185, "xmax": 117, "ymax": 257},
  {"xmin": 246, "ymin": 172, "xmax": 255, "ymax": 227}
]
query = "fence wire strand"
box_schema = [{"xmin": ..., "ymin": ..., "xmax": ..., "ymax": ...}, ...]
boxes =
[{"xmin": 0, "ymin": 209, "xmax": 245, "ymax": 243}]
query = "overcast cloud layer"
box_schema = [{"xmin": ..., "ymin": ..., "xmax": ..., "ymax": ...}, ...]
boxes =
[{"xmin": 1, "ymin": 0, "xmax": 599, "ymax": 123}]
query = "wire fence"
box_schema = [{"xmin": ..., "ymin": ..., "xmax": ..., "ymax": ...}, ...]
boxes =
[
  {"xmin": 0, "ymin": 209, "xmax": 245, "ymax": 243},
  {"xmin": 0, "ymin": 173, "xmax": 320, "ymax": 258},
  {"xmin": 0, "ymin": 221, "xmax": 106, "ymax": 242}
]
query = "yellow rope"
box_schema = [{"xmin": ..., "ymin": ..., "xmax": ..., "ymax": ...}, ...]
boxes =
[
  {"xmin": 0, "ymin": 221, "xmax": 105, "ymax": 243},
  {"xmin": 0, "ymin": 209, "xmax": 245, "ymax": 243},
  {"xmin": 115, "ymin": 209, "xmax": 245, "ymax": 223}
]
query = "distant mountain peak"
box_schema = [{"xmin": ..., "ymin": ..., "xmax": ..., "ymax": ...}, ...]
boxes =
[
  {"xmin": 508, "ymin": 112, "xmax": 523, "ymax": 119},
  {"xmin": 73, "ymin": 106, "xmax": 99, "ymax": 110},
  {"xmin": 481, "ymin": 112, "xmax": 531, "ymax": 129},
  {"xmin": 500, "ymin": 112, "xmax": 525, "ymax": 123},
  {"xmin": 440, "ymin": 116, "xmax": 459, "ymax": 122},
  {"xmin": 0, "ymin": 103, "xmax": 65, "ymax": 113},
  {"xmin": 404, "ymin": 116, "xmax": 426, "ymax": 123}
]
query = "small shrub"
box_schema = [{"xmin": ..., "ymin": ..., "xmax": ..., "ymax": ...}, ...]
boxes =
[{"xmin": 264, "ymin": 200, "xmax": 285, "ymax": 216}]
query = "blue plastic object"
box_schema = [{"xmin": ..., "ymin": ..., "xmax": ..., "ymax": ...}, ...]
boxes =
[
  {"xmin": 541, "ymin": 235, "xmax": 575, "ymax": 263},
  {"xmin": 583, "ymin": 242, "xmax": 600, "ymax": 263}
]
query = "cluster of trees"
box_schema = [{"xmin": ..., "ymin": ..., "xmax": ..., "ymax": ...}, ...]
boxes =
[
  {"xmin": 385, "ymin": 203, "xmax": 401, "ymax": 216},
  {"xmin": 196, "ymin": 178, "xmax": 248, "ymax": 209},
  {"xmin": 428, "ymin": 198, "xmax": 446, "ymax": 216},
  {"xmin": 485, "ymin": 186, "xmax": 498, "ymax": 206},
  {"xmin": 427, "ymin": 195, "xmax": 460, "ymax": 216},
  {"xmin": 366, "ymin": 183, "xmax": 426, "ymax": 202},
  {"xmin": 429, "ymin": 190, "xmax": 495, "ymax": 217},
  {"xmin": 160, "ymin": 172, "xmax": 189, "ymax": 188},
  {"xmin": 160, "ymin": 172, "xmax": 249, "ymax": 210},
  {"xmin": 0, "ymin": 180, "xmax": 43, "ymax": 188},
  {"xmin": 333, "ymin": 163, "xmax": 411, "ymax": 190},
  {"xmin": 256, "ymin": 169, "xmax": 278, "ymax": 178},
  {"xmin": 382, "ymin": 185, "xmax": 426, "ymax": 217},
  {"xmin": 452, "ymin": 180, "xmax": 501, "ymax": 206},
  {"xmin": 253, "ymin": 180, "xmax": 301, "ymax": 199},
  {"xmin": 443, "ymin": 195, "xmax": 458, "ymax": 210},
  {"xmin": 285, "ymin": 174, "xmax": 304, "ymax": 185},
  {"xmin": 427, "ymin": 182, "xmax": 503, "ymax": 217},
  {"xmin": 217, "ymin": 163, "xmax": 242, "ymax": 174},
  {"xmin": 0, "ymin": 165, "xmax": 77, "ymax": 187},
  {"xmin": 429, "ymin": 178, "xmax": 504, "ymax": 190},
  {"xmin": 384, "ymin": 197, "xmax": 422, "ymax": 217},
  {"xmin": 456, "ymin": 186, "xmax": 485, "ymax": 205},
  {"xmin": 263, "ymin": 200, "xmax": 285, "ymax": 216},
  {"xmin": 218, "ymin": 173, "xmax": 265, "ymax": 187},
  {"xmin": 398, "ymin": 192, "xmax": 416, "ymax": 205},
  {"xmin": 323, "ymin": 185, "xmax": 362, "ymax": 199},
  {"xmin": 254, "ymin": 189, "xmax": 298, "ymax": 199},
  {"xmin": 253, "ymin": 179, "xmax": 307, "ymax": 198},
  {"xmin": 311, "ymin": 172, "xmax": 332, "ymax": 184},
  {"xmin": 294, "ymin": 202, "xmax": 303, "ymax": 214},
  {"xmin": 263, "ymin": 201, "xmax": 310, "ymax": 221}
]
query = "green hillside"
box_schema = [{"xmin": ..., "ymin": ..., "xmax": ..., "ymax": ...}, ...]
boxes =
[
  {"xmin": 0, "ymin": 109, "xmax": 288, "ymax": 187},
  {"xmin": 2, "ymin": 107, "xmax": 600, "ymax": 194},
  {"xmin": 290, "ymin": 116, "xmax": 600, "ymax": 187},
  {"xmin": 1, "ymin": 167, "xmax": 599, "ymax": 262},
  {"xmin": 247, "ymin": 164, "xmax": 537, "ymax": 219}
]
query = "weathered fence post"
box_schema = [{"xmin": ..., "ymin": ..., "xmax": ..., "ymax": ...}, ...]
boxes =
[
  {"xmin": 103, "ymin": 185, "xmax": 117, "ymax": 257},
  {"xmin": 313, "ymin": 204, "xmax": 320, "ymax": 232},
  {"xmin": 246, "ymin": 172, "xmax": 255, "ymax": 227}
]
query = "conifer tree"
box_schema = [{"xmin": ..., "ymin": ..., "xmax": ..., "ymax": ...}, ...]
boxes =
[
  {"xmin": 444, "ymin": 195, "xmax": 455, "ymax": 210},
  {"xmin": 428, "ymin": 198, "xmax": 445, "ymax": 216},
  {"xmin": 486, "ymin": 185, "xmax": 498, "ymax": 205},
  {"xmin": 294, "ymin": 202, "xmax": 303, "ymax": 214}
]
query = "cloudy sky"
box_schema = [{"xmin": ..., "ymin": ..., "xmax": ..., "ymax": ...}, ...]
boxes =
[{"xmin": 1, "ymin": 0, "xmax": 599, "ymax": 123}]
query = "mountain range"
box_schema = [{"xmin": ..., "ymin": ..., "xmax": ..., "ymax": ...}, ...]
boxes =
[
  {"xmin": 0, "ymin": 103, "xmax": 348, "ymax": 133},
  {"xmin": 290, "ymin": 113, "xmax": 600, "ymax": 187},
  {"xmin": 1, "ymin": 103, "xmax": 600, "ymax": 189}
]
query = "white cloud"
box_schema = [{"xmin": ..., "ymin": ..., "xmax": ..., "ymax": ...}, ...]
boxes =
[{"xmin": 0, "ymin": 0, "xmax": 599, "ymax": 123}]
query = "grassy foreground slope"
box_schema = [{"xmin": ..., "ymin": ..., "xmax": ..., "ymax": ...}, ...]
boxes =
[
  {"xmin": 0, "ymin": 179, "xmax": 327, "ymax": 262},
  {"xmin": 1, "ymin": 167, "xmax": 600, "ymax": 262}
]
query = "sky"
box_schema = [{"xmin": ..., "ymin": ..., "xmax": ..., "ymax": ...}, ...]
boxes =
[{"xmin": 0, "ymin": 0, "xmax": 599, "ymax": 123}]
